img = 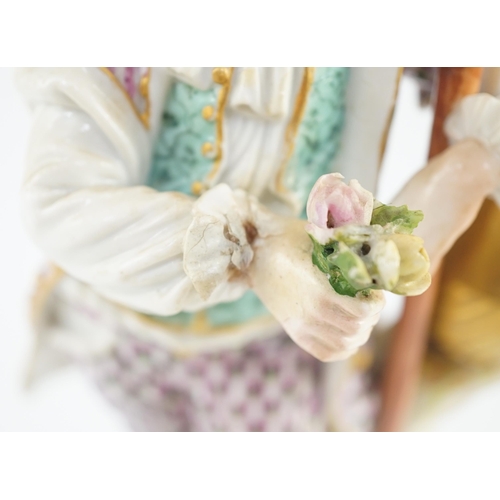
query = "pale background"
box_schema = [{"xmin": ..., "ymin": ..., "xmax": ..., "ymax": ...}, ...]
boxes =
[{"xmin": 1, "ymin": 67, "xmax": 500, "ymax": 431}]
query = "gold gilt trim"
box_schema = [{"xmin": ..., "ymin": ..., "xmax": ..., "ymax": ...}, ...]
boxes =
[
  {"xmin": 276, "ymin": 67, "xmax": 315, "ymax": 193},
  {"xmin": 206, "ymin": 67, "xmax": 234, "ymax": 183},
  {"xmin": 377, "ymin": 67, "xmax": 403, "ymax": 170},
  {"xmin": 100, "ymin": 67, "xmax": 151, "ymax": 129}
]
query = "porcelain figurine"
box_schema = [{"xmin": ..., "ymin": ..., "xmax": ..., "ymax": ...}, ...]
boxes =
[{"xmin": 17, "ymin": 67, "xmax": 500, "ymax": 431}]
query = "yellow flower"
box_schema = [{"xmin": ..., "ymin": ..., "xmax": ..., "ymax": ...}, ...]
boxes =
[{"xmin": 387, "ymin": 233, "xmax": 431, "ymax": 295}]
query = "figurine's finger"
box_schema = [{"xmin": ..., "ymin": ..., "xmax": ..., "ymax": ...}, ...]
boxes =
[
  {"xmin": 317, "ymin": 298, "xmax": 383, "ymax": 339},
  {"xmin": 289, "ymin": 316, "xmax": 375, "ymax": 362},
  {"xmin": 288, "ymin": 323, "xmax": 349, "ymax": 360},
  {"xmin": 322, "ymin": 318, "xmax": 375, "ymax": 350},
  {"xmin": 341, "ymin": 324, "xmax": 374, "ymax": 350},
  {"xmin": 300, "ymin": 332, "xmax": 360, "ymax": 362}
]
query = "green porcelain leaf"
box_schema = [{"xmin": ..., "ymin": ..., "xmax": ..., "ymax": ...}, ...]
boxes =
[
  {"xmin": 327, "ymin": 242, "xmax": 372, "ymax": 290},
  {"xmin": 370, "ymin": 203, "xmax": 424, "ymax": 234},
  {"xmin": 310, "ymin": 236, "xmax": 332, "ymax": 274},
  {"xmin": 310, "ymin": 236, "xmax": 373, "ymax": 297},
  {"xmin": 328, "ymin": 268, "xmax": 359, "ymax": 298}
]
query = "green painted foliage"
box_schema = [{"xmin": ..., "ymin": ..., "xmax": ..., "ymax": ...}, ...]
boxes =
[
  {"xmin": 370, "ymin": 204, "xmax": 424, "ymax": 234},
  {"xmin": 310, "ymin": 236, "xmax": 372, "ymax": 298},
  {"xmin": 310, "ymin": 202, "xmax": 425, "ymax": 297}
]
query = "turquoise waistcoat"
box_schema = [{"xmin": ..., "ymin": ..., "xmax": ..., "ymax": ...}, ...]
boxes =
[{"xmin": 148, "ymin": 68, "xmax": 349, "ymax": 328}]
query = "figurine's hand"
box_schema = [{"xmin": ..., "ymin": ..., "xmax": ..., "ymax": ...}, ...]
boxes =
[{"xmin": 249, "ymin": 216, "xmax": 385, "ymax": 362}]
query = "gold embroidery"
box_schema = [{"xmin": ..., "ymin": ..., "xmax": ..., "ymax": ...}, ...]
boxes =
[
  {"xmin": 276, "ymin": 67, "xmax": 315, "ymax": 193},
  {"xmin": 100, "ymin": 67, "xmax": 151, "ymax": 129}
]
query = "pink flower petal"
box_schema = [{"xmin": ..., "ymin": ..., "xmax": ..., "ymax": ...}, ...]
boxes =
[{"xmin": 306, "ymin": 174, "xmax": 374, "ymax": 242}]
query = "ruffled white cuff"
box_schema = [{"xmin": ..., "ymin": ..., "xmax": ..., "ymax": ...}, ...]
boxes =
[
  {"xmin": 183, "ymin": 184, "xmax": 259, "ymax": 300},
  {"xmin": 445, "ymin": 93, "xmax": 500, "ymax": 159},
  {"xmin": 445, "ymin": 93, "xmax": 500, "ymax": 205}
]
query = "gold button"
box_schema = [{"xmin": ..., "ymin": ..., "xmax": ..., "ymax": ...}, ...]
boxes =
[
  {"xmin": 201, "ymin": 142, "xmax": 215, "ymax": 157},
  {"xmin": 191, "ymin": 181, "xmax": 204, "ymax": 196},
  {"xmin": 212, "ymin": 67, "xmax": 230, "ymax": 85},
  {"xmin": 201, "ymin": 105, "xmax": 215, "ymax": 121}
]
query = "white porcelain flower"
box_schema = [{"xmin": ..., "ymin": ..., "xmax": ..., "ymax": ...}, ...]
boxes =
[
  {"xmin": 325, "ymin": 224, "xmax": 431, "ymax": 296},
  {"xmin": 305, "ymin": 174, "xmax": 430, "ymax": 297},
  {"xmin": 306, "ymin": 173, "xmax": 374, "ymax": 245},
  {"xmin": 388, "ymin": 233, "xmax": 431, "ymax": 296}
]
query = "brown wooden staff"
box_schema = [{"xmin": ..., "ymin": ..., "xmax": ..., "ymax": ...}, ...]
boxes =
[{"xmin": 376, "ymin": 67, "xmax": 484, "ymax": 432}]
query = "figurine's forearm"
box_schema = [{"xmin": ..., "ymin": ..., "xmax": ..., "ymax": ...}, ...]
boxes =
[
  {"xmin": 18, "ymin": 68, "xmax": 284, "ymax": 316},
  {"xmin": 21, "ymin": 104, "xmax": 257, "ymax": 316},
  {"xmin": 22, "ymin": 104, "xmax": 191, "ymax": 313},
  {"xmin": 393, "ymin": 139, "xmax": 500, "ymax": 273}
]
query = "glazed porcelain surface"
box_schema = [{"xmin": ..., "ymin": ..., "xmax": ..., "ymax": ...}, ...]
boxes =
[{"xmin": 17, "ymin": 67, "xmax": 500, "ymax": 431}]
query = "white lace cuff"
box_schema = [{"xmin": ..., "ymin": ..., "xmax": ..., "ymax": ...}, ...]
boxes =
[
  {"xmin": 445, "ymin": 93, "xmax": 500, "ymax": 158},
  {"xmin": 183, "ymin": 184, "xmax": 259, "ymax": 300}
]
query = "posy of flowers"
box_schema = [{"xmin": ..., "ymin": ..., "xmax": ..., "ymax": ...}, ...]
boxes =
[{"xmin": 306, "ymin": 174, "xmax": 431, "ymax": 298}]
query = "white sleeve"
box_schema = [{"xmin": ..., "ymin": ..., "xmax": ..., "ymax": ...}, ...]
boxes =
[
  {"xmin": 18, "ymin": 68, "xmax": 256, "ymax": 316},
  {"xmin": 445, "ymin": 92, "xmax": 500, "ymax": 206}
]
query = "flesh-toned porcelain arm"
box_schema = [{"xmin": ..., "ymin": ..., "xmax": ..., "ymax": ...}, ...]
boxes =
[
  {"xmin": 249, "ymin": 215, "xmax": 385, "ymax": 362},
  {"xmin": 20, "ymin": 102, "xmax": 258, "ymax": 317},
  {"xmin": 392, "ymin": 138, "xmax": 500, "ymax": 274}
]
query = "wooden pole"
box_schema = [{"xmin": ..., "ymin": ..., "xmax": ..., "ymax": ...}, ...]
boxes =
[{"xmin": 376, "ymin": 68, "xmax": 484, "ymax": 432}]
